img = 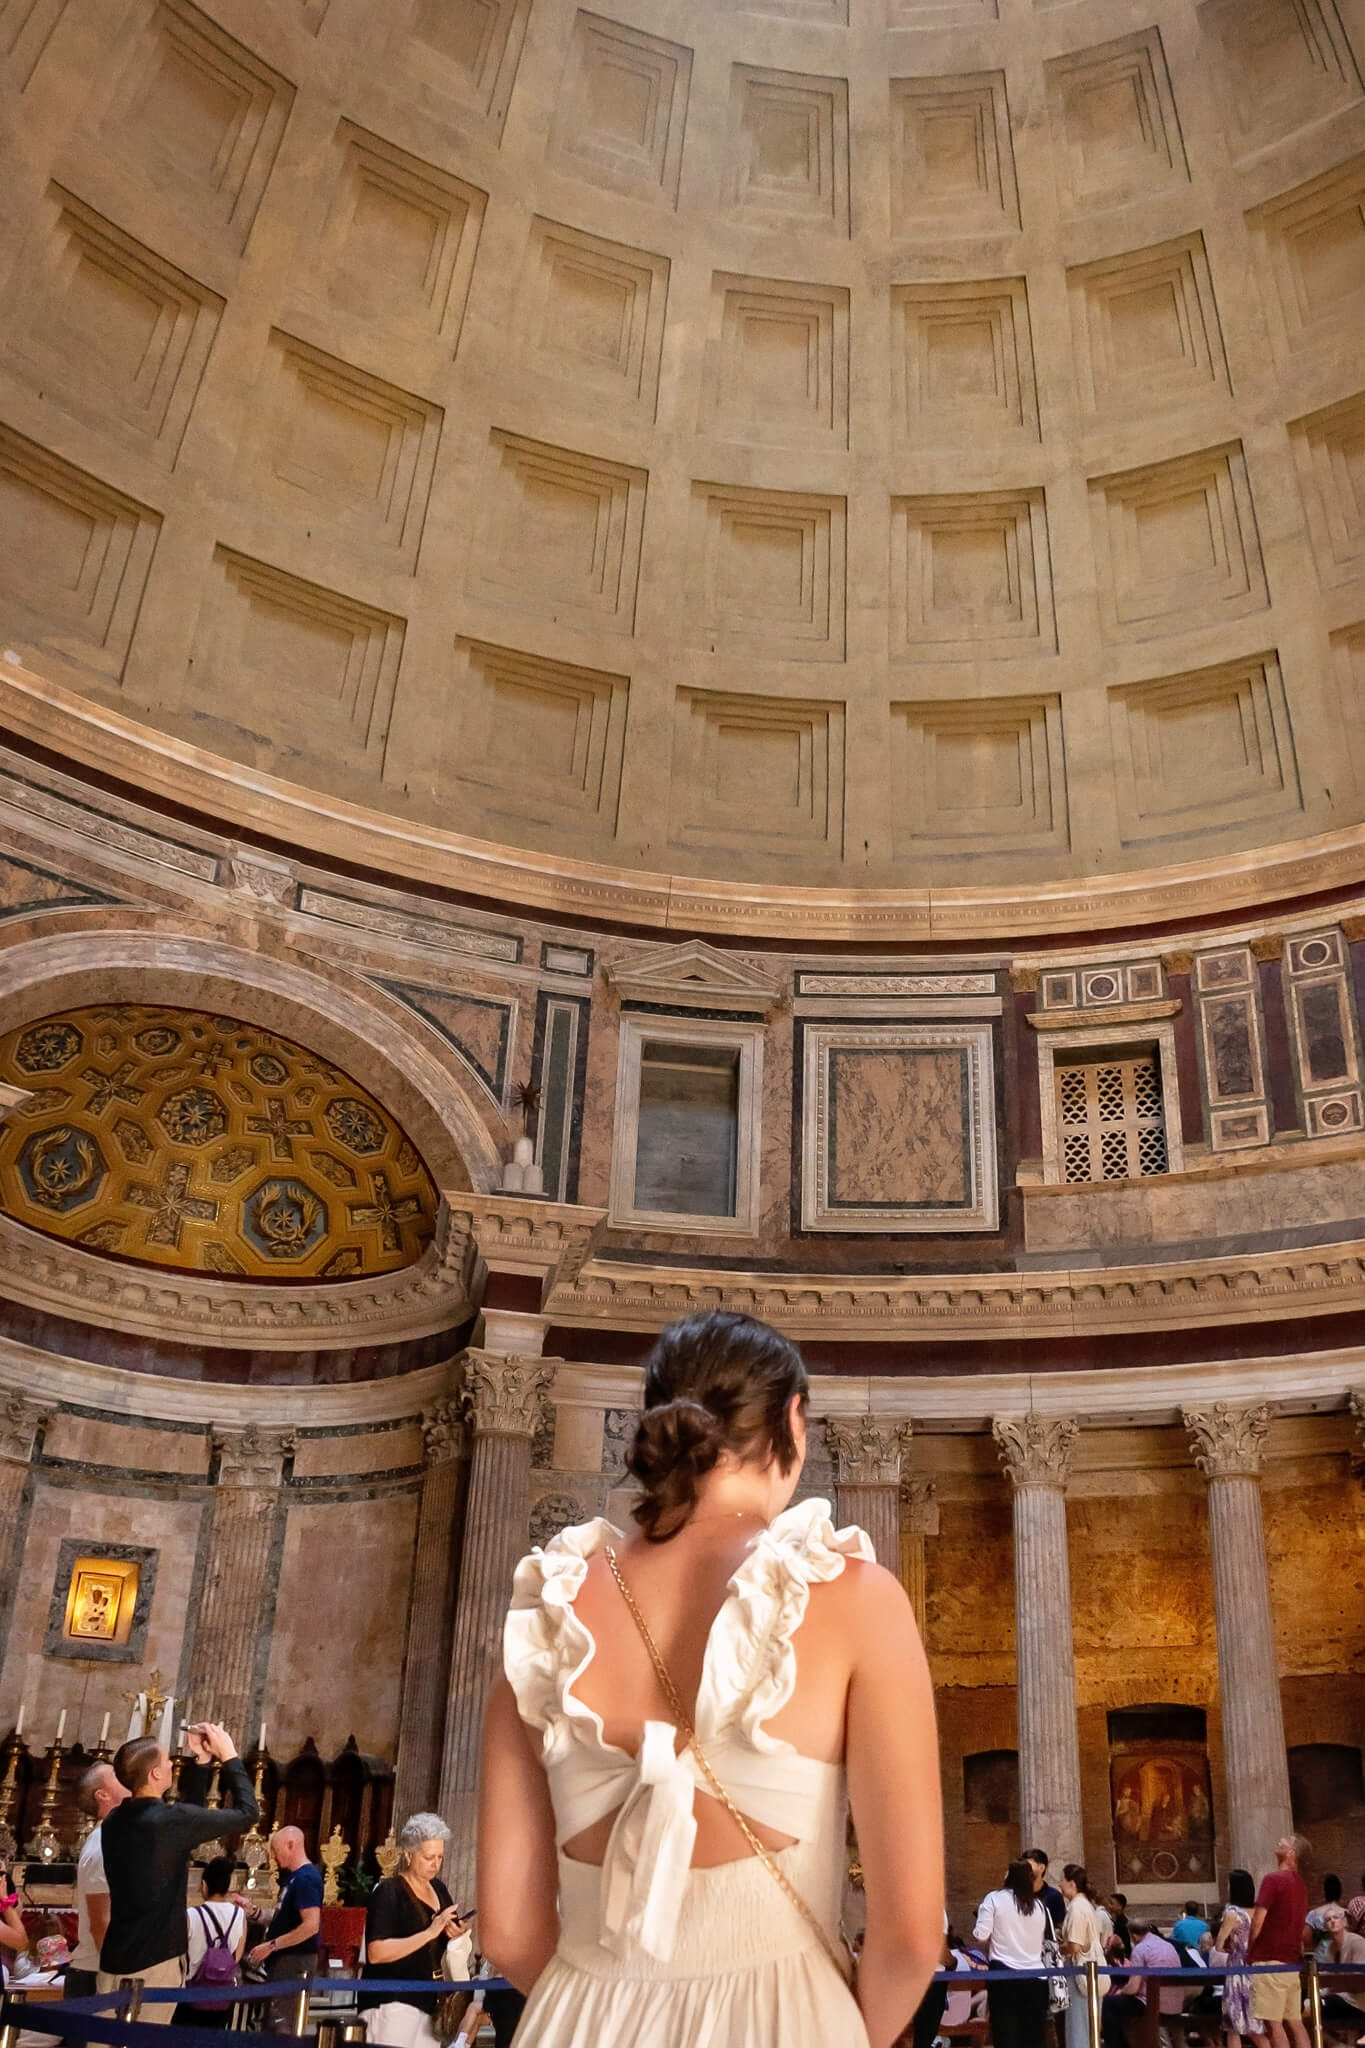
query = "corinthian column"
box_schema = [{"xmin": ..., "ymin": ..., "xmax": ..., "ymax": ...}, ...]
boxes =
[
  {"xmin": 899, "ymin": 1478, "xmax": 939, "ymax": 1631},
  {"xmin": 993, "ymin": 1414, "xmax": 1084, "ymax": 1870},
  {"xmin": 393, "ymin": 1399, "xmax": 465, "ymax": 1823},
  {"xmin": 0, "ymin": 1395, "xmax": 46, "ymax": 1580},
  {"xmin": 185, "ymin": 1426, "xmax": 294, "ymax": 1737},
  {"xmin": 439, "ymin": 1352, "xmax": 554, "ymax": 1892},
  {"xmin": 1183, "ymin": 1401, "xmax": 1291, "ymax": 1878},
  {"xmin": 825, "ymin": 1417, "xmax": 913, "ymax": 1569}
]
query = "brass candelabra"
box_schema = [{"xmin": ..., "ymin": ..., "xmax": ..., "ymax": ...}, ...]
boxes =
[
  {"xmin": 25, "ymin": 1742, "xmax": 64, "ymax": 1865},
  {"xmin": 0, "ymin": 1734, "xmax": 21, "ymax": 1864},
  {"xmin": 239, "ymin": 1753, "xmax": 277, "ymax": 1907},
  {"xmin": 320, "ymin": 1826, "xmax": 349, "ymax": 1906}
]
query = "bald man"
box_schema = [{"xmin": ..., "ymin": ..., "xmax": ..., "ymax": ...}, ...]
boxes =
[{"xmin": 247, "ymin": 1826, "xmax": 322, "ymax": 2027}]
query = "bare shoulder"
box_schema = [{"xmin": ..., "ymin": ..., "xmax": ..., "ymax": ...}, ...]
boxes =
[{"xmin": 805, "ymin": 1555, "xmax": 916, "ymax": 1643}]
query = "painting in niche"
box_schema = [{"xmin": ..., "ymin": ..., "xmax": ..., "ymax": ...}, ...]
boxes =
[
  {"xmin": 63, "ymin": 1556, "xmax": 139, "ymax": 1646},
  {"xmin": 1111, "ymin": 1740, "xmax": 1215, "ymax": 1883}
]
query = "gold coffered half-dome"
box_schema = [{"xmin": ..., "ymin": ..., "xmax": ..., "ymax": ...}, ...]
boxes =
[{"xmin": 0, "ymin": 1005, "xmax": 438, "ymax": 1281}]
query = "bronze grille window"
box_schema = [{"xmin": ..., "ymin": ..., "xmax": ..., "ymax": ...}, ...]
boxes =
[{"xmin": 1056, "ymin": 1049, "xmax": 1168, "ymax": 1184}]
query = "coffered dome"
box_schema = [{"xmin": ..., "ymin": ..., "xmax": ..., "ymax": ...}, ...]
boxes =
[
  {"xmin": 0, "ymin": 0, "xmax": 1363, "ymax": 922},
  {"xmin": 0, "ymin": 1005, "xmax": 438, "ymax": 1279}
]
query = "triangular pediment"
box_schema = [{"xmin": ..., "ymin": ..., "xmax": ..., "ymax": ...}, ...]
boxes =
[{"xmin": 607, "ymin": 940, "xmax": 781, "ymax": 1015}]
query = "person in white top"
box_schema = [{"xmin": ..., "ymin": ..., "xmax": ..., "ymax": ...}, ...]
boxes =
[
  {"xmin": 479, "ymin": 1310, "xmax": 945, "ymax": 2048},
  {"xmin": 1059, "ymin": 1865, "xmax": 1111, "ymax": 2048},
  {"xmin": 974, "ymin": 1862, "xmax": 1050, "ymax": 2048},
  {"xmin": 67, "ymin": 1763, "xmax": 130, "ymax": 1999}
]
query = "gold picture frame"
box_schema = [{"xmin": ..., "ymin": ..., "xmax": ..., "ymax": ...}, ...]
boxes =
[{"xmin": 63, "ymin": 1557, "xmax": 140, "ymax": 1646}]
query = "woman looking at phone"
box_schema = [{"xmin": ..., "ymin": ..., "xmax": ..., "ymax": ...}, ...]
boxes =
[{"xmin": 360, "ymin": 1813, "xmax": 474, "ymax": 2048}]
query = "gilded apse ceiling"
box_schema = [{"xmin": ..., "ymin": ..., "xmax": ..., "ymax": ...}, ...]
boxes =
[
  {"xmin": 0, "ymin": 0, "xmax": 1364, "ymax": 914},
  {"xmin": 0, "ymin": 1006, "xmax": 438, "ymax": 1280}
]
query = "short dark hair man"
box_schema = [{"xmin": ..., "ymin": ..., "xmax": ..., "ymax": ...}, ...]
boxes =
[
  {"xmin": 246, "ymin": 1826, "xmax": 324, "ymax": 2031},
  {"xmin": 1024, "ymin": 1847, "xmax": 1065, "ymax": 1935},
  {"xmin": 96, "ymin": 1722, "xmax": 258, "ymax": 2022}
]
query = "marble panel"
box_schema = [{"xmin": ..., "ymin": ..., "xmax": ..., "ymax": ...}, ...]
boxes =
[
  {"xmin": 263, "ymin": 1490, "xmax": 418, "ymax": 1759},
  {"xmin": 43, "ymin": 1411, "xmax": 209, "ymax": 1476},
  {"xmin": 290, "ymin": 1424, "xmax": 423, "ymax": 1478}
]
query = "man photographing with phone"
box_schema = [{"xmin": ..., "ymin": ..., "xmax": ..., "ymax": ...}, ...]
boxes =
[{"xmin": 97, "ymin": 1721, "xmax": 259, "ymax": 2022}]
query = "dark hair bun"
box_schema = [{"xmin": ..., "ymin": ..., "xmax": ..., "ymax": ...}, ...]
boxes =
[{"xmin": 626, "ymin": 1311, "xmax": 808, "ymax": 1542}]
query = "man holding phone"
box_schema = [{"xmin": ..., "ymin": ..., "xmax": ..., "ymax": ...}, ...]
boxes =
[{"xmin": 96, "ymin": 1721, "xmax": 259, "ymax": 2022}]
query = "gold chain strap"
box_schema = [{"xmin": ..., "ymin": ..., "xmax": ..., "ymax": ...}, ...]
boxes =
[{"xmin": 602, "ymin": 1545, "xmax": 850, "ymax": 1984}]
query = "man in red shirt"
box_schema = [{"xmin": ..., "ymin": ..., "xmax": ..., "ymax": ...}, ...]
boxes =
[{"xmin": 1249, "ymin": 1834, "xmax": 1311, "ymax": 2048}]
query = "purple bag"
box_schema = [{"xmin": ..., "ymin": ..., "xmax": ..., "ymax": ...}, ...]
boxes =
[{"xmin": 189, "ymin": 1905, "xmax": 241, "ymax": 2010}]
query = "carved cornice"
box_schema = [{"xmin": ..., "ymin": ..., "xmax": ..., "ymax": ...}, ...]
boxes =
[
  {"xmin": 14, "ymin": 655, "xmax": 1365, "ymax": 941},
  {"xmin": 1027, "ymin": 1000, "xmax": 1180, "ymax": 1031},
  {"xmin": 460, "ymin": 1351, "xmax": 555, "ymax": 1438},
  {"xmin": 993, "ymin": 1414, "xmax": 1078, "ymax": 1488},
  {"xmin": 544, "ymin": 1235, "xmax": 1365, "ymax": 1341},
  {"xmin": 1183, "ymin": 1401, "xmax": 1270, "ymax": 1478},
  {"xmin": 605, "ymin": 939, "xmax": 782, "ymax": 1016},
  {"xmin": 0, "ymin": 1201, "xmax": 475, "ymax": 1350},
  {"xmin": 212, "ymin": 1423, "xmax": 296, "ymax": 1487},
  {"xmin": 421, "ymin": 1398, "xmax": 464, "ymax": 1467},
  {"xmin": 0, "ymin": 1391, "xmax": 48, "ymax": 1463},
  {"xmin": 825, "ymin": 1416, "xmax": 913, "ymax": 1486},
  {"xmin": 900, "ymin": 1476, "xmax": 940, "ymax": 1535},
  {"xmin": 450, "ymin": 1195, "xmax": 607, "ymax": 1285}
]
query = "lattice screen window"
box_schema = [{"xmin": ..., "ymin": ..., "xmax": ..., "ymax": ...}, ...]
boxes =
[{"xmin": 1056, "ymin": 1049, "xmax": 1169, "ymax": 1184}]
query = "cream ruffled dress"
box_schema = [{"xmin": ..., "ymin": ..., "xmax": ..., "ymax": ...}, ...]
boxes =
[{"xmin": 502, "ymin": 1497, "xmax": 874, "ymax": 2048}]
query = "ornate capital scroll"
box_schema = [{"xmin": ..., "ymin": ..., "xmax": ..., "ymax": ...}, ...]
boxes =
[
  {"xmin": 212, "ymin": 1423, "xmax": 296, "ymax": 1488},
  {"xmin": 824, "ymin": 1416, "xmax": 913, "ymax": 1487},
  {"xmin": 0, "ymin": 1392, "xmax": 48, "ymax": 1464},
  {"xmin": 421, "ymin": 1398, "xmax": 464, "ymax": 1466},
  {"xmin": 460, "ymin": 1351, "xmax": 555, "ymax": 1438},
  {"xmin": 1183, "ymin": 1401, "xmax": 1269, "ymax": 1479},
  {"xmin": 900, "ymin": 1475, "xmax": 940, "ymax": 1536},
  {"xmin": 992, "ymin": 1414, "xmax": 1078, "ymax": 1489},
  {"xmin": 1350, "ymin": 1388, "xmax": 1365, "ymax": 1445}
]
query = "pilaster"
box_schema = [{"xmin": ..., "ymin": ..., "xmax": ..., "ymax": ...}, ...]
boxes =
[
  {"xmin": 184, "ymin": 1427, "xmax": 294, "ymax": 1737},
  {"xmin": 899, "ymin": 1477, "xmax": 939, "ymax": 1632},
  {"xmin": 393, "ymin": 1397, "xmax": 466, "ymax": 1822}
]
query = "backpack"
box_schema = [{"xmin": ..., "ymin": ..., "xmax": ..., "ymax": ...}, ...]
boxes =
[{"xmin": 189, "ymin": 1904, "xmax": 241, "ymax": 2011}]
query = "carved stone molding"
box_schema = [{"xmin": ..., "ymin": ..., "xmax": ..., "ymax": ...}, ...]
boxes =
[
  {"xmin": 1162, "ymin": 951, "xmax": 1194, "ymax": 977},
  {"xmin": 993, "ymin": 1414, "xmax": 1078, "ymax": 1488},
  {"xmin": 1249, "ymin": 934, "xmax": 1284, "ymax": 962},
  {"xmin": 461, "ymin": 1351, "xmax": 556, "ymax": 1438},
  {"xmin": 1351, "ymin": 1388, "xmax": 1365, "ymax": 1444},
  {"xmin": 900, "ymin": 1475, "xmax": 940, "ymax": 1535},
  {"xmin": 0, "ymin": 1201, "xmax": 475, "ymax": 1350},
  {"xmin": 0, "ymin": 1391, "xmax": 48, "ymax": 1463},
  {"xmin": 226, "ymin": 848, "xmax": 295, "ymax": 906},
  {"xmin": 421, "ymin": 1398, "xmax": 464, "ymax": 1466},
  {"xmin": 450, "ymin": 1196, "xmax": 607, "ymax": 1287},
  {"xmin": 825, "ymin": 1416, "xmax": 913, "ymax": 1486},
  {"xmin": 1183, "ymin": 1400, "xmax": 1270, "ymax": 1478},
  {"xmin": 212, "ymin": 1423, "xmax": 296, "ymax": 1487}
]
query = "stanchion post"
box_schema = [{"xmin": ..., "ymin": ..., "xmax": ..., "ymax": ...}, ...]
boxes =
[
  {"xmin": 126, "ymin": 1980, "xmax": 144, "ymax": 2023},
  {"xmin": 0, "ymin": 1991, "xmax": 24, "ymax": 2048},
  {"xmin": 1086, "ymin": 1958, "xmax": 1102, "ymax": 2048},
  {"xmin": 1306, "ymin": 1957, "xmax": 1324, "ymax": 2048},
  {"xmin": 290, "ymin": 1981, "xmax": 311, "ymax": 2036}
]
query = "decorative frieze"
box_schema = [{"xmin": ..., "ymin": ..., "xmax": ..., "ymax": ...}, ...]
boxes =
[
  {"xmin": 1183, "ymin": 1400, "xmax": 1269, "ymax": 1478},
  {"xmin": 993, "ymin": 1413, "xmax": 1078, "ymax": 1488}
]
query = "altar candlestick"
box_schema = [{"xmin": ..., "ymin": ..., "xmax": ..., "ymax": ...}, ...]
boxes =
[
  {"xmin": 54, "ymin": 1708, "xmax": 66, "ymax": 1745},
  {"xmin": 14, "ymin": 1703, "xmax": 23, "ymax": 1738},
  {"xmin": 259, "ymin": 1723, "xmax": 267, "ymax": 1755},
  {"xmin": 98, "ymin": 1712, "xmax": 111, "ymax": 1747}
]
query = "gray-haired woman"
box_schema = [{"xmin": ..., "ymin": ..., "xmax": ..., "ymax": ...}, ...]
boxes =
[{"xmin": 360, "ymin": 1814, "xmax": 474, "ymax": 2048}]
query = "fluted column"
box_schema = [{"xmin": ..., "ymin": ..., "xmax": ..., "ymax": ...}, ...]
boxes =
[
  {"xmin": 0, "ymin": 1395, "xmax": 46, "ymax": 1581},
  {"xmin": 185, "ymin": 1426, "xmax": 294, "ymax": 1736},
  {"xmin": 899, "ymin": 1477, "xmax": 939, "ymax": 1632},
  {"xmin": 993, "ymin": 1414, "xmax": 1084, "ymax": 1871},
  {"xmin": 439, "ymin": 1352, "xmax": 554, "ymax": 1893},
  {"xmin": 825, "ymin": 1417, "xmax": 913, "ymax": 1569},
  {"xmin": 1183, "ymin": 1401, "xmax": 1291, "ymax": 1878},
  {"xmin": 393, "ymin": 1398, "xmax": 465, "ymax": 1823}
]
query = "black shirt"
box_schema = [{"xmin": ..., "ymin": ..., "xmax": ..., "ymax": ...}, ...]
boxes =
[
  {"xmin": 1040, "ymin": 1883, "xmax": 1065, "ymax": 1934},
  {"xmin": 359, "ymin": 1875, "xmax": 453, "ymax": 2014},
  {"xmin": 266, "ymin": 1864, "xmax": 324, "ymax": 1953},
  {"xmin": 100, "ymin": 1757, "xmax": 259, "ymax": 1975}
]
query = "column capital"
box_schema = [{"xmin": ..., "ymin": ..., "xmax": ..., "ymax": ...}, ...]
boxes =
[
  {"xmin": 421, "ymin": 1398, "xmax": 465, "ymax": 1467},
  {"xmin": 824, "ymin": 1416, "xmax": 912, "ymax": 1486},
  {"xmin": 212, "ymin": 1423, "xmax": 295, "ymax": 1487},
  {"xmin": 1183, "ymin": 1400, "xmax": 1269, "ymax": 1478},
  {"xmin": 1349, "ymin": 1388, "xmax": 1365, "ymax": 1444},
  {"xmin": 0, "ymin": 1392, "xmax": 47, "ymax": 1464},
  {"xmin": 993, "ymin": 1413, "xmax": 1077, "ymax": 1488},
  {"xmin": 460, "ymin": 1351, "xmax": 555, "ymax": 1438},
  {"xmin": 900, "ymin": 1476, "xmax": 940, "ymax": 1535}
]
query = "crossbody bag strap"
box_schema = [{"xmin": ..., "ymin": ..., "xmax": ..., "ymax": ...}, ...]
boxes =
[{"xmin": 602, "ymin": 1545, "xmax": 850, "ymax": 1985}]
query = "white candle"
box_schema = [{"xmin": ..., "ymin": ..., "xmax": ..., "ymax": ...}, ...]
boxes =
[
  {"xmin": 98, "ymin": 1712, "xmax": 111, "ymax": 1746},
  {"xmin": 259, "ymin": 1723, "xmax": 267, "ymax": 1755},
  {"xmin": 55, "ymin": 1708, "xmax": 67, "ymax": 1744},
  {"xmin": 157, "ymin": 1695, "xmax": 175, "ymax": 1751},
  {"xmin": 14, "ymin": 1703, "xmax": 23, "ymax": 1738}
]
